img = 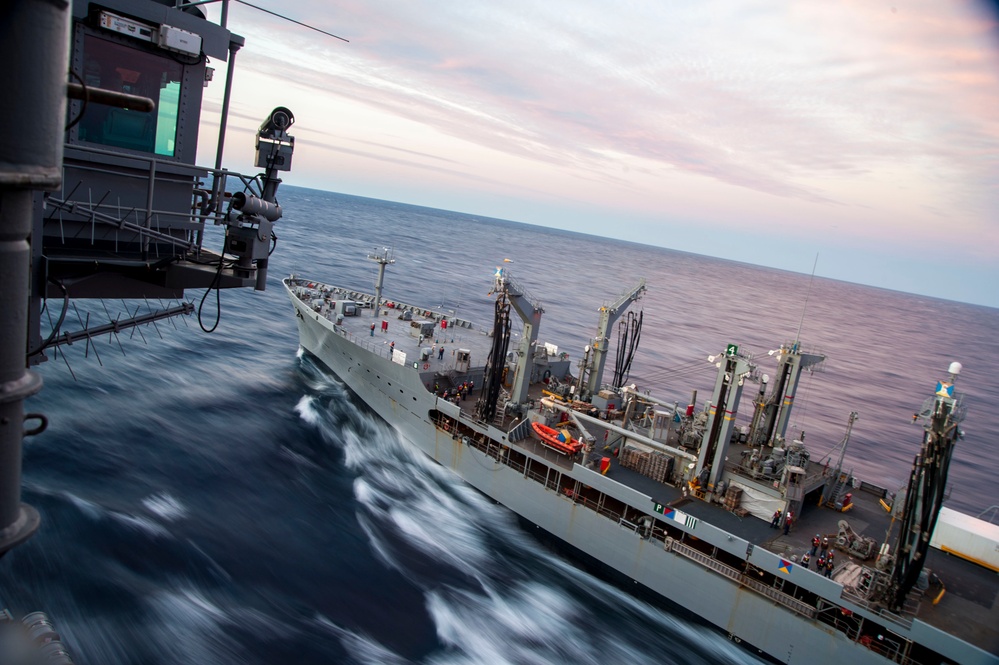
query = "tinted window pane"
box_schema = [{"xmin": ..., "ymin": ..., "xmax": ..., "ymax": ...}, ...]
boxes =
[
  {"xmin": 79, "ymin": 34, "xmax": 183, "ymax": 156},
  {"xmin": 155, "ymin": 80, "xmax": 180, "ymax": 155}
]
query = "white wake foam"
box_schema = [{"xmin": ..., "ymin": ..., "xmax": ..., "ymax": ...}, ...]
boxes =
[
  {"xmin": 108, "ymin": 511, "xmax": 171, "ymax": 538},
  {"xmin": 298, "ymin": 367, "xmax": 760, "ymax": 665},
  {"xmin": 313, "ymin": 615, "xmax": 410, "ymax": 665},
  {"xmin": 142, "ymin": 492, "xmax": 187, "ymax": 521}
]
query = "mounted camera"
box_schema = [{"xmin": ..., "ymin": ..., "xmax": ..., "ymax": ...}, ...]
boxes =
[
  {"xmin": 255, "ymin": 106, "xmax": 295, "ymax": 172},
  {"xmin": 225, "ymin": 107, "xmax": 295, "ymax": 290}
]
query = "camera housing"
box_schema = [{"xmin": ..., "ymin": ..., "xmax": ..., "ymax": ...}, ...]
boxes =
[{"xmin": 255, "ymin": 106, "xmax": 295, "ymax": 171}]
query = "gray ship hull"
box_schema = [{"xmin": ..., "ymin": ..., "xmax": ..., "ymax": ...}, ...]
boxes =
[{"xmin": 287, "ymin": 279, "xmax": 997, "ymax": 665}]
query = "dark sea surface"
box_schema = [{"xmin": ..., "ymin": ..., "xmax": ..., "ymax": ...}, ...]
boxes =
[{"xmin": 4, "ymin": 186, "xmax": 998, "ymax": 664}]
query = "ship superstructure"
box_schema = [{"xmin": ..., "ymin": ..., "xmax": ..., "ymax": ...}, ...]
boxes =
[
  {"xmin": 285, "ymin": 267, "xmax": 999, "ymax": 665},
  {"xmin": 2, "ymin": 0, "xmax": 299, "ymax": 561},
  {"xmin": 2, "ymin": 0, "xmax": 303, "ymax": 657}
]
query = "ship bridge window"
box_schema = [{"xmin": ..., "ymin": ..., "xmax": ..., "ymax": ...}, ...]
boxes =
[{"xmin": 78, "ymin": 34, "xmax": 183, "ymax": 157}]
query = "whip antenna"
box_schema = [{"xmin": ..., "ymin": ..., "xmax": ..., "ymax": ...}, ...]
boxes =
[
  {"xmin": 795, "ymin": 253, "xmax": 819, "ymax": 344},
  {"xmin": 233, "ymin": 0, "xmax": 349, "ymax": 41}
]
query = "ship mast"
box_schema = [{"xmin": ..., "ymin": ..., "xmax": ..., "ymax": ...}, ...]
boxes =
[
  {"xmin": 494, "ymin": 268, "xmax": 543, "ymax": 409},
  {"xmin": 367, "ymin": 248, "xmax": 395, "ymax": 317},
  {"xmin": 886, "ymin": 362, "xmax": 965, "ymax": 610},
  {"xmin": 749, "ymin": 344, "xmax": 824, "ymax": 447},
  {"xmin": 695, "ymin": 346, "xmax": 754, "ymax": 489},
  {"xmin": 476, "ymin": 267, "xmax": 515, "ymax": 423}
]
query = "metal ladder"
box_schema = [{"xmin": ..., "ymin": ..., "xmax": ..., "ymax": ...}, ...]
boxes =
[{"xmin": 826, "ymin": 470, "xmax": 853, "ymax": 508}]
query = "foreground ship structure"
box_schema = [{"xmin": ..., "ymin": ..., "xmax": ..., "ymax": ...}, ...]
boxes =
[
  {"xmin": 3, "ymin": 0, "xmax": 298, "ymax": 658},
  {"xmin": 286, "ymin": 264, "xmax": 999, "ymax": 665},
  {"xmin": 2, "ymin": 0, "xmax": 296, "ymax": 559}
]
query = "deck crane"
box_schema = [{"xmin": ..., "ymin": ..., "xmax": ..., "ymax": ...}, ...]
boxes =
[{"xmin": 583, "ymin": 279, "xmax": 646, "ymax": 398}]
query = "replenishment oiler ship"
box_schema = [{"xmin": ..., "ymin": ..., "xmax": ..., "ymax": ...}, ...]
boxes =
[{"xmin": 286, "ymin": 262, "xmax": 999, "ymax": 665}]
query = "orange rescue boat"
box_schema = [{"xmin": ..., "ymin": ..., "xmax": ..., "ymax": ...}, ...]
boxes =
[{"xmin": 531, "ymin": 422, "xmax": 583, "ymax": 455}]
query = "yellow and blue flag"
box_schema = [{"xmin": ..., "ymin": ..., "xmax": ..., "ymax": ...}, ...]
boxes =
[{"xmin": 935, "ymin": 382, "xmax": 954, "ymax": 398}]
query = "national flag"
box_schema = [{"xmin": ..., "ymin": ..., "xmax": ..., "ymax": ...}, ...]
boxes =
[{"xmin": 778, "ymin": 559, "xmax": 793, "ymax": 575}]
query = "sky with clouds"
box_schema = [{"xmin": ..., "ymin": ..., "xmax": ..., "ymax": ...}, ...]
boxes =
[{"xmin": 195, "ymin": 1, "xmax": 999, "ymax": 308}]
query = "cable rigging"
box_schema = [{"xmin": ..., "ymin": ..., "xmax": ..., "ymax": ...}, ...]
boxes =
[{"xmin": 476, "ymin": 292, "xmax": 511, "ymax": 424}]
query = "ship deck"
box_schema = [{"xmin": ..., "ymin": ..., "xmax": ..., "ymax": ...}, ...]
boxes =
[
  {"xmin": 589, "ymin": 440, "xmax": 999, "ymax": 655},
  {"xmin": 294, "ymin": 281, "xmax": 495, "ymax": 377},
  {"xmin": 290, "ymin": 279, "xmax": 999, "ymax": 658}
]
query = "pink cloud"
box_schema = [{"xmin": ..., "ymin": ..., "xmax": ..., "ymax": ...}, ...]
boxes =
[{"xmin": 226, "ymin": 0, "xmax": 998, "ymax": 227}]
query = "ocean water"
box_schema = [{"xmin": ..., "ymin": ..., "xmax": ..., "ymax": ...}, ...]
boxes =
[{"xmin": 4, "ymin": 186, "xmax": 997, "ymax": 664}]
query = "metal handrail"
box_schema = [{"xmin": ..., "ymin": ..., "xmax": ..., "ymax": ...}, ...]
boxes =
[
  {"xmin": 669, "ymin": 540, "xmax": 818, "ymax": 618},
  {"xmin": 60, "ymin": 142, "xmax": 265, "ymax": 254}
]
